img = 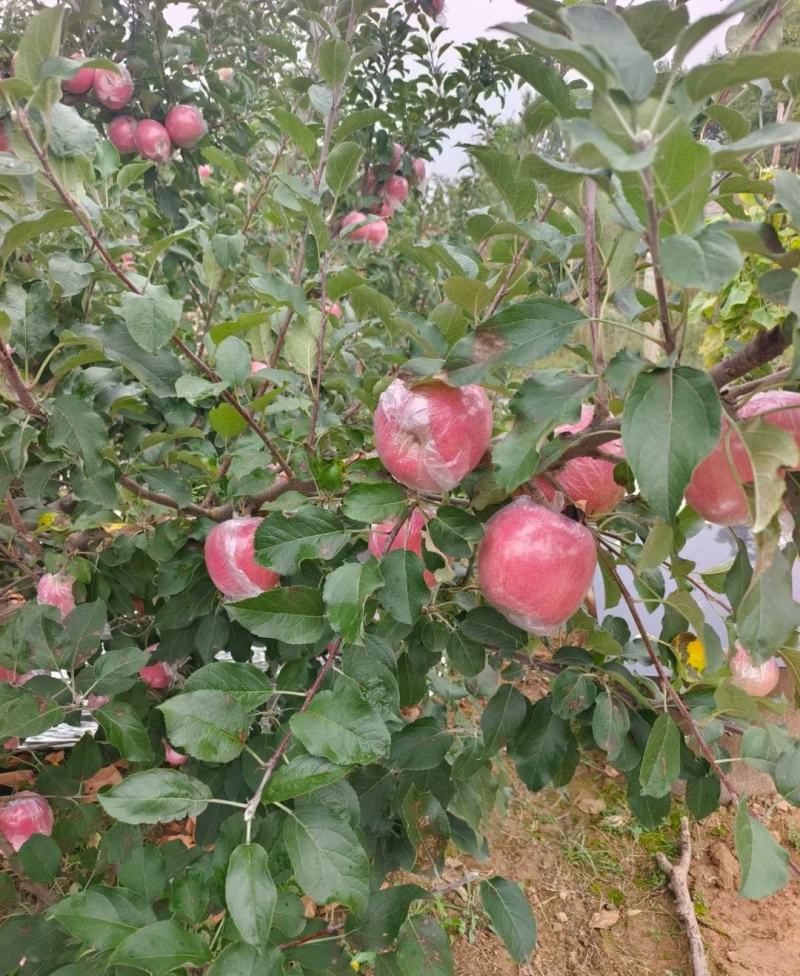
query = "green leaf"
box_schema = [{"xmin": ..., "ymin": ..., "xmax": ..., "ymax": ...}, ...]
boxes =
[
  {"xmin": 774, "ymin": 169, "xmax": 800, "ymax": 228},
  {"xmin": 261, "ymin": 755, "xmax": 350, "ymax": 806},
  {"xmin": 118, "ymin": 161, "xmax": 155, "ymax": 189},
  {"xmin": 48, "ymin": 888, "xmax": 151, "ymax": 951},
  {"xmin": 502, "ymin": 54, "xmax": 573, "ymax": 117},
  {"xmin": 118, "ymin": 844, "xmax": 166, "ymax": 902},
  {"xmin": 445, "ymin": 299, "xmax": 583, "ymax": 386},
  {"xmin": 734, "ymin": 800, "xmax": 789, "ymax": 900},
  {"xmin": 347, "ymin": 885, "xmax": 428, "ymax": 951},
  {"xmin": 445, "ymin": 629, "xmax": 485, "ymax": 677},
  {"xmin": 49, "ymin": 102, "xmax": 98, "ymax": 158},
  {"xmin": 739, "ymin": 419, "xmax": 800, "ymax": 534},
  {"xmin": 661, "ymin": 227, "xmax": 743, "ymax": 292},
  {"xmin": 212, "ymin": 233, "xmax": 245, "ymax": 271},
  {"xmin": 622, "ymin": 366, "xmax": 721, "ymax": 522},
  {"xmin": 13, "ymin": 6, "xmax": 63, "ymax": 109},
  {"xmin": 47, "ymin": 394, "xmax": 106, "ymax": 472},
  {"xmin": 319, "ymin": 39, "xmax": 351, "ymax": 87},
  {"xmin": 290, "ymin": 674, "xmax": 390, "ymax": 765},
  {"xmin": 493, "ymin": 371, "xmax": 596, "ymax": 491},
  {"xmin": 323, "ymin": 560, "xmax": 384, "ymax": 643},
  {"xmin": 774, "ymin": 743, "xmax": 800, "ymax": 807},
  {"xmin": 209, "ymin": 403, "xmax": 247, "ymax": 439},
  {"xmin": 469, "ymin": 147, "xmax": 538, "ymax": 220},
  {"xmin": 620, "ymin": 1, "xmax": 689, "ymax": 59},
  {"xmin": 283, "ymin": 804, "xmax": 370, "ymax": 912},
  {"xmin": 500, "ymin": 22, "xmax": 606, "ymax": 93},
  {"xmin": 479, "ymin": 876, "xmax": 537, "ymax": 964},
  {"xmin": 18, "ymin": 834, "xmax": 61, "ymax": 884},
  {"xmin": 227, "ymin": 587, "xmax": 326, "ymax": 645},
  {"xmin": 226, "ymin": 843, "xmax": 277, "ymax": 948},
  {"xmin": 389, "ymin": 718, "xmax": 453, "ymax": 771},
  {"xmin": 1, "ymin": 210, "xmax": 79, "ymax": 268},
  {"xmin": 550, "ymin": 670, "xmax": 597, "ymax": 719},
  {"xmin": 98, "ymin": 770, "xmax": 212, "ymax": 824},
  {"xmin": 705, "ymin": 104, "xmax": 750, "ymax": 141},
  {"xmin": 119, "ymin": 286, "xmax": 183, "ymax": 354},
  {"xmin": 396, "ymin": 914, "xmax": 454, "ymax": 976},
  {"xmin": 336, "ymin": 108, "xmax": 391, "ymax": 143},
  {"xmin": 639, "ymin": 715, "xmax": 681, "ymax": 798},
  {"xmin": 254, "ymin": 507, "xmax": 349, "ymax": 575},
  {"xmin": 427, "ymin": 507, "xmax": 484, "ymax": 558},
  {"xmin": 683, "ymin": 50, "xmax": 800, "ymax": 104},
  {"xmin": 184, "ymin": 661, "xmax": 273, "ymax": 710},
  {"xmin": 481, "ymin": 685, "xmax": 528, "ymax": 757},
  {"xmin": 562, "ymin": 5, "xmax": 656, "ymax": 103},
  {"xmin": 341, "ymin": 483, "xmax": 407, "ymax": 523},
  {"xmin": 378, "ymin": 550, "xmax": 429, "ymax": 625},
  {"xmin": 737, "ymin": 549, "xmax": 800, "ymax": 663},
  {"xmin": 460, "ymin": 607, "xmax": 528, "ymax": 651},
  {"xmin": 208, "ymin": 944, "xmax": 283, "ymax": 976},
  {"xmin": 510, "ymin": 697, "xmax": 575, "ymax": 791},
  {"xmin": 591, "ymin": 692, "xmax": 629, "ymax": 760},
  {"xmin": 685, "ymin": 773, "xmax": 721, "ymax": 821},
  {"xmin": 111, "ymin": 920, "xmax": 210, "ymax": 976},
  {"xmin": 49, "ymin": 254, "xmax": 93, "ymax": 297},
  {"xmin": 326, "ymin": 141, "xmax": 364, "ymax": 196},
  {"xmin": 158, "ymin": 691, "xmax": 249, "ymax": 764},
  {"xmin": 96, "ymin": 702, "xmax": 155, "ymax": 763},
  {"xmin": 215, "ymin": 336, "xmax": 251, "ymax": 385}
]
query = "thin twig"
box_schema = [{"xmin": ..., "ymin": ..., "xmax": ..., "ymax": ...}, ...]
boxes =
[
  {"xmin": 0, "ymin": 343, "xmax": 44, "ymax": 418},
  {"xmin": 4, "ymin": 492, "xmax": 41, "ymax": 556},
  {"xmin": 641, "ymin": 167, "xmax": 675, "ymax": 356},
  {"xmin": 656, "ymin": 818, "xmax": 711, "ymax": 976}
]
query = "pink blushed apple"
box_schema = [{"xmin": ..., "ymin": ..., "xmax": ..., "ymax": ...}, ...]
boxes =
[
  {"xmin": 374, "ymin": 378, "xmax": 492, "ymax": 493},
  {"xmin": 477, "ymin": 498, "xmax": 597, "ymax": 635},
  {"xmin": 164, "ymin": 104, "xmax": 207, "ymax": 149},
  {"xmin": 108, "ymin": 115, "xmax": 138, "ymax": 155},
  {"xmin": 134, "ymin": 119, "xmax": 172, "ymax": 163},
  {"xmin": 217, "ymin": 67, "xmax": 234, "ymax": 83},
  {"xmin": 37, "ymin": 573, "xmax": 76, "ymax": 620},
  {"xmin": 204, "ymin": 517, "xmax": 280, "ymax": 600},
  {"xmin": 340, "ymin": 211, "xmax": 372, "ymax": 242},
  {"xmin": 92, "ymin": 64, "xmax": 134, "ymax": 110},
  {"xmin": 368, "ymin": 219, "xmax": 389, "ymax": 247},
  {"xmin": 384, "ymin": 175, "xmax": 409, "ymax": 207},
  {"xmin": 164, "ymin": 740, "xmax": 188, "ymax": 766},
  {"xmin": 390, "ymin": 142, "xmax": 405, "ymax": 169},
  {"xmin": 739, "ymin": 390, "xmax": 800, "ymax": 462},
  {"xmin": 62, "ymin": 53, "xmax": 95, "ymax": 95},
  {"xmin": 729, "ymin": 642, "xmax": 780, "ymax": 697},
  {"xmin": 684, "ymin": 417, "xmax": 753, "ymax": 526},
  {"xmin": 139, "ymin": 643, "xmax": 174, "ymax": 691},
  {"xmin": 251, "ymin": 360, "xmax": 268, "ymax": 374},
  {"xmin": 198, "ymin": 163, "xmax": 213, "ymax": 183},
  {"xmin": 411, "ymin": 157, "xmax": 427, "ymax": 184},
  {"xmin": 0, "ymin": 792, "xmax": 54, "ymax": 852},
  {"xmin": 368, "ymin": 509, "xmax": 436, "ymax": 587}
]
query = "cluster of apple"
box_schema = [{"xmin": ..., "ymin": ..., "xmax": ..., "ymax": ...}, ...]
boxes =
[
  {"xmin": 62, "ymin": 53, "xmax": 207, "ymax": 165},
  {"xmin": 340, "ymin": 143, "xmax": 428, "ymax": 248}
]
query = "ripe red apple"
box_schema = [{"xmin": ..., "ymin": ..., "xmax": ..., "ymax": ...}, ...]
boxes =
[
  {"xmin": 134, "ymin": 119, "xmax": 172, "ymax": 163},
  {"xmin": 372, "ymin": 201, "xmax": 395, "ymax": 220},
  {"xmin": 0, "ymin": 792, "xmax": 54, "ymax": 852},
  {"xmin": 108, "ymin": 115, "xmax": 138, "ymax": 154},
  {"xmin": 340, "ymin": 211, "xmax": 373, "ymax": 241},
  {"xmin": 251, "ymin": 360, "xmax": 268, "ymax": 374},
  {"xmin": 217, "ymin": 67, "xmax": 234, "ymax": 83},
  {"xmin": 324, "ymin": 301, "xmax": 342, "ymax": 319},
  {"xmin": 739, "ymin": 390, "xmax": 800, "ymax": 461},
  {"xmin": 92, "ymin": 64, "xmax": 134, "ymax": 110},
  {"xmin": 198, "ymin": 163, "xmax": 212, "ymax": 183},
  {"xmin": 86, "ymin": 693, "xmax": 111, "ymax": 710},
  {"xmin": 0, "ymin": 669, "xmax": 18, "ymax": 684},
  {"xmin": 37, "ymin": 573, "xmax": 76, "ymax": 620},
  {"xmin": 368, "ymin": 509, "xmax": 436, "ymax": 587},
  {"xmin": 684, "ymin": 417, "xmax": 753, "ymax": 525},
  {"xmin": 62, "ymin": 53, "xmax": 95, "ymax": 95},
  {"xmin": 384, "ymin": 175, "xmax": 409, "ymax": 207},
  {"xmin": 120, "ymin": 252, "xmax": 135, "ymax": 270},
  {"xmin": 534, "ymin": 404, "xmax": 625, "ymax": 515},
  {"xmin": 164, "ymin": 104, "xmax": 207, "ymax": 149},
  {"xmin": 164, "ymin": 740, "xmax": 188, "ymax": 766},
  {"xmin": 139, "ymin": 643, "xmax": 174, "ymax": 691},
  {"xmin": 368, "ymin": 219, "xmax": 389, "ymax": 247},
  {"xmin": 729, "ymin": 641, "xmax": 780, "ymax": 697},
  {"xmin": 374, "ymin": 378, "xmax": 492, "ymax": 492},
  {"xmin": 204, "ymin": 517, "xmax": 280, "ymax": 600},
  {"xmin": 0, "ymin": 123, "xmax": 9, "ymax": 154},
  {"xmin": 477, "ymin": 498, "xmax": 597, "ymax": 634},
  {"xmin": 390, "ymin": 142, "xmax": 405, "ymax": 169},
  {"xmin": 411, "ymin": 157, "xmax": 427, "ymax": 183}
]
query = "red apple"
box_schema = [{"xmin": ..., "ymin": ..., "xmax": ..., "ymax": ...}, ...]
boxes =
[
  {"xmin": 62, "ymin": 53, "xmax": 95, "ymax": 95},
  {"xmin": 477, "ymin": 498, "xmax": 597, "ymax": 634},
  {"xmin": 217, "ymin": 67, "xmax": 234, "ymax": 83},
  {"xmin": 164, "ymin": 740, "xmax": 188, "ymax": 766},
  {"xmin": 739, "ymin": 390, "xmax": 800, "ymax": 462},
  {"xmin": 730, "ymin": 642, "xmax": 780, "ymax": 697},
  {"xmin": 92, "ymin": 64, "xmax": 134, "ymax": 110},
  {"xmin": 684, "ymin": 417, "xmax": 753, "ymax": 525},
  {"xmin": 340, "ymin": 211, "xmax": 373, "ymax": 241},
  {"xmin": 108, "ymin": 115, "xmax": 138, "ymax": 154},
  {"xmin": 372, "ymin": 201, "xmax": 395, "ymax": 220},
  {"xmin": 198, "ymin": 163, "xmax": 212, "ymax": 182},
  {"xmin": 324, "ymin": 301, "xmax": 342, "ymax": 319},
  {"xmin": 251, "ymin": 360, "xmax": 268, "ymax": 374},
  {"xmin": 133, "ymin": 119, "xmax": 172, "ymax": 163},
  {"xmin": 139, "ymin": 643, "xmax": 174, "ymax": 691},
  {"xmin": 0, "ymin": 122, "xmax": 9, "ymax": 154},
  {"xmin": 361, "ymin": 167, "xmax": 378, "ymax": 195},
  {"xmin": 0, "ymin": 792, "xmax": 54, "ymax": 852},
  {"xmin": 368, "ymin": 219, "xmax": 389, "ymax": 247},
  {"xmin": 0, "ymin": 669, "xmax": 18, "ymax": 684},
  {"xmin": 384, "ymin": 175, "xmax": 409, "ymax": 207},
  {"xmin": 164, "ymin": 104, "xmax": 207, "ymax": 149},
  {"xmin": 37, "ymin": 573, "xmax": 76, "ymax": 620},
  {"xmin": 374, "ymin": 378, "xmax": 492, "ymax": 492},
  {"xmin": 368, "ymin": 509, "xmax": 436, "ymax": 587},
  {"xmin": 390, "ymin": 142, "xmax": 405, "ymax": 169},
  {"xmin": 411, "ymin": 157, "xmax": 427, "ymax": 184},
  {"xmin": 121, "ymin": 252, "xmax": 135, "ymax": 270},
  {"xmin": 534, "ymin": 404, "xmax": 625, "ymax": 515},
  {"xmin": 86, "ymin": 693, "xmax": 111, "ymax": 710},
  {"xmin": 204, "ymin": 517, "xmax": 280, "ymax": 600}
]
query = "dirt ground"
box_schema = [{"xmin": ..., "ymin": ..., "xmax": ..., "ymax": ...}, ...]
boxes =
[{"xmin": 446, "ymin": 761, "xmax": 800, "ymax": 976}]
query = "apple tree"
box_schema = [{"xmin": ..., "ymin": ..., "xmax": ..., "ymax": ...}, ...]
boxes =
[{"xmin": 1, "ymin": 1, "xmax": 800, "ymax": 973}]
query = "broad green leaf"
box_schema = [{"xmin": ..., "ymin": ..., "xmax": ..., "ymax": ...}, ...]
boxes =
[
  {"xmin": 49, "ymin": 102, "xmax": 98, "ymax": 158},
  {"xmin": 479, "ymin": 876, "xmax": 537, "ymax": 963},
  {"xmin": 620, "ymin": 1, "xmax": 689, "ymax": 59},
  {"xmin": 550, "ymin": 670, "xmax": 597, "ymax": 719},
  {"xmin": 96, "ymin": 702, "xmax": 154, "ymax": 762},
  {"xmin": 591, "ymin": 691, "xmax": 630, "ymax": 760},
  {"xmin": 48, "ymin": 888, "xmax": 153, "ymax": 951},
  {"xmin": 427, "ymin": 506, "xmax": 484, "ymax": 558},
  {"xmin": 502, "ymin": 54, "xmax": 573, "ymax": 116},
  {"xmin": 98, "ymin": 770, "xmax": 212, "ymax": 824},
  {"xmin": 319, "ymin": 39, "xmax": 351, "ymax": 87},
  {"xmin": 637, "ymin": 518, "xmax": 674, "ymax": 573},
  {"xmin": 290, "ymin": 674, "xmax": 390, "ymax": 765},
  {"xmin": 626, "ymin": 768, "xmax": 671, "ymax": 828},
  {"xmin": 400, "ymin": 785, "xmax": 449, "ymax": 869},
  {"xmin": 254, "ymin": 507, "xmax": 349, "ymax": 575},
  {"xmin": 18, "ymin": 834, "xmax": 61, "ymax": 884},
  {"xmin": 661, "ymin": 227, "xmax": 743, "ymax": 292},
  {"xmin": 341, "ymin": 483, "xmax": 407, "ymax": 523},
  {"xmin": 734, "ymin": 800, "xmax": 789, "ymax": 900},
  {"xmin": 395, "ymin": 914, "xmax": 454, "ymax": 976},
  {"xmin": 111, "ymin": 920, "xmax": 210, "ymax": 976},
  {"xmin": 2, "ymin": 210, "xmax": 79, "ymax": 268},
  {"xmin": 683, "ymin": 50, "xmax": 800, "ymax": 103},
  {"xmin": 118, "ymin": 844, "xmax": 166, "ymax": 902},
  {"xmin": 326, "ymin": 141, "xmax": 364, "ymax": 196},
  {"xmin": 0, "ymin": 685, "xmax": 64, "ymax": 742},
  {"xmin": 388, "ymin": 718, "xmax": 453, "ymax": 771},
  {"xmin": 713, "ymin": 123, "xmax": 800, "ymax": 169},
  {"xmin": 323, "ymin": 560, "xmax": 384, "ymax": 643},
  {"xmin": 13, "ymin": 6, "xmax": 63, "ymax": 109},
  {"xmin": 209, "ymin": 403, "xmax": 247, "ymax": 439},
  {"xmin": 737, "ymin": 549, "xmax": 800, "ymax": 663},
  {"xmin": 47, "ymin": 394, "xmax": 106, "ymax": 472},
  {"xmin": 469, "ymin": 147, "xmax": 537, "ymax": 220},
  {"xmin": 227, "ymin": 587, "xmax": 326, "ymax": 644},
  {"xmin": 118, "ymin": 161, "xmax": 155, "ymax": 189},
  {"xmin": 347, "ymin": 885, "xmax": 428, "ymax": 951},
  {"xmin": 208, "ymin": 944, "xmax": 283, "ymax": 976},
  {"xmin": 639, "ymin": 715, "xmax": 681, "ymax": 798},
  {"xmin": 481, "ymin": 685, "xmax": 528, "ymax": 757},
  {"xmin": 226, "ymin": 843, "xmax": 277, "ymax": 948},
  {"xmin": 335, "ymin": 108, "xmax": 390, "ymax": 143},
  {"xmin": 184, "ymin": 661, "xmax": 273, "ymax": 710},
  {"xmin": 283, "ymin": 805, "xmax": 370, "ymax": 912},
  {"xmin": 500, "ymin": 22, "xmax": 606, "ymax": 92},
  {"xmin": 158, "ymin": 691, "xmax": 249, "ymax": 763},
  {"xmin": 261, "ymin": 755, "xmax": 350, "ymax": 806},
  {"xmin": 378, "ymin": 549, "xmax": 429, "ymax": 625},
  {"xmin": 119, "ymin": 286, "xmax": 182, "ymax": 354},
  {"xmin": 460, "ymin": 607, "xmax": 528, "ymax": 651},
  {"xmin": 774, "ymin": 743, "xmax": 800, "ymax": 807},
  {"xmin": 739, "ymin": 419, "xmax": 799, "ymax": 533},
  {"xmin": 775, "ymin": 170, "xmax": 800, "ymax": 228},
  {"xmin": 622, "ymin": 366, "xmax": 721, "ymax": 522},
  {"xmin": 685, "ymin": 773, "xmax": 721, "ymax": 821},
  {"xmin": 510, "ymin": 697, "xmax": 575, "ymax": 791}
]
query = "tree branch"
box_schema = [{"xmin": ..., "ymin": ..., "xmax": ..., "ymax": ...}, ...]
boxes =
[
  {"xmin": 0, "ymin": 343, "xmax": 45, "ymax": 419},
  {"xmin": 709, "ymin": 320, "xmax": 792, "ymax": 390},
  {"xmin": 641, "ymin": 167, "xmax": 675, "ymax": 356},
  {"xmin": 656, "ymin": 817, "xmax": 711, "ymax": 976}
]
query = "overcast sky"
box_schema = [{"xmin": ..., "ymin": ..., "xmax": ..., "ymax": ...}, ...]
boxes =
[{"xmin": 165, "ymin": 0, "xmax": 744, "ymax": 176}]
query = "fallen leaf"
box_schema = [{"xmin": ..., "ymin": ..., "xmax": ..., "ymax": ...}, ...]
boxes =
[
  {"xmin": 43, "ymin": 751, "xmax": 64, "ymax": 766},
  {"xmin": 83, "ymin": 764, "xmax": 123, "ymax": 795},
  {"xmin": 301, "ymin": 895, "xmax": 318, "ymax": 919},
  {"xmin": 0, "ymin": 771, "xmax": 34, "ymax": 789},
  {"xmin": 590, "ymin": 909, "xmax": 620, "ymax": 930}
]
